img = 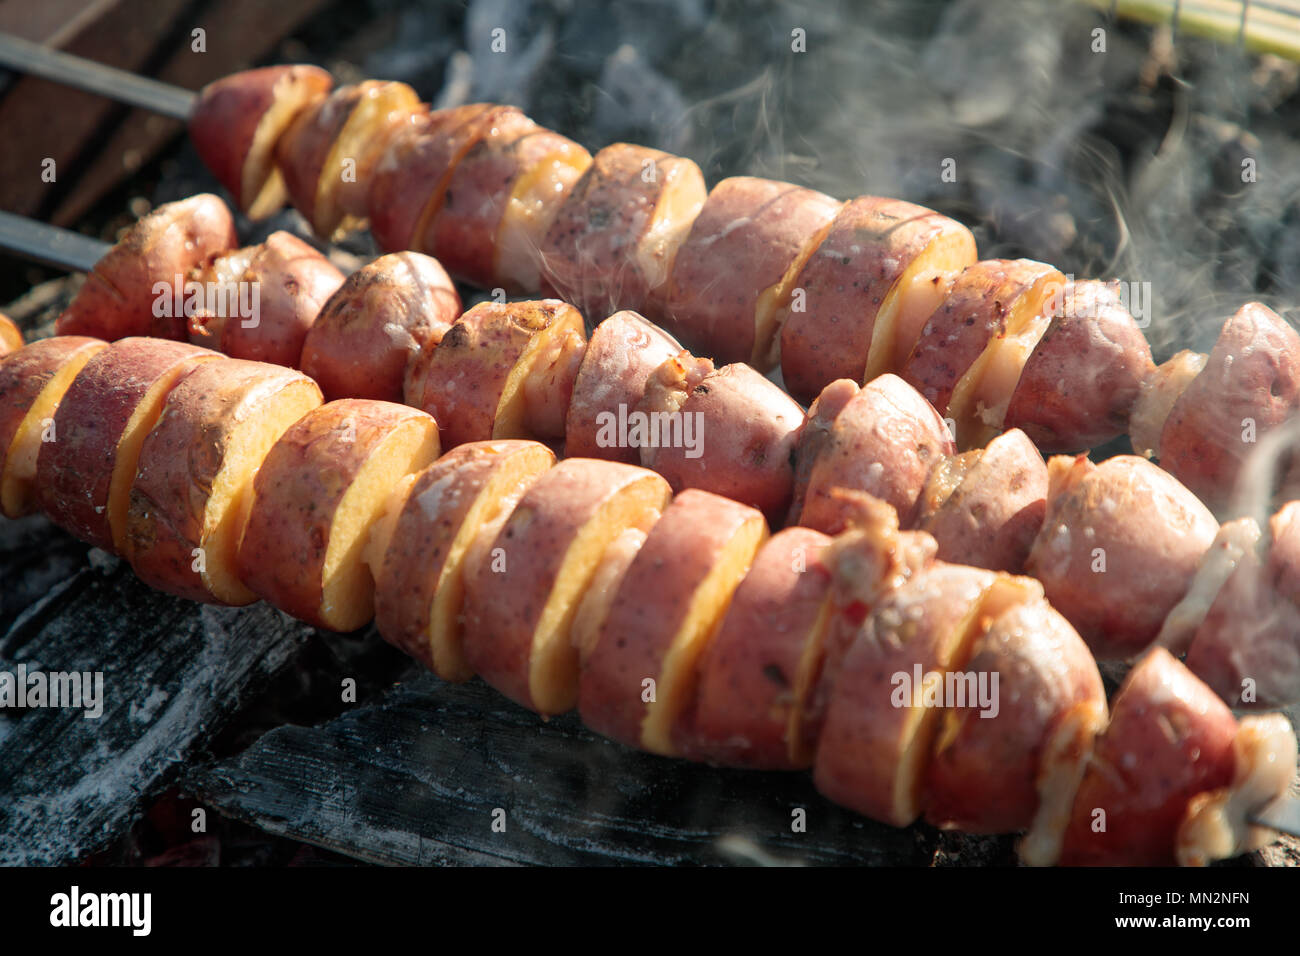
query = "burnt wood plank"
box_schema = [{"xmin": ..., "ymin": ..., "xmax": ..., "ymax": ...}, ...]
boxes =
[
  {"xmin": 50, "ymin": 0, "xmax": 331, "ymax": 226},
  {"xmin": 186, "ymin": 673, "xmax": 1017, "ymax": 866},
  {"xmin": 0, "ymin": 558, "xmax": 312, "ymax": 865}
]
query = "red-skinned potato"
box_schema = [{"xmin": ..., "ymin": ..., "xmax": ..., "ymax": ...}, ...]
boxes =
[
  {"xmin": 55, "ymin": 195, "xmax": 238, "ymax": 341},
  {"xmin": 495, "ymin": 136, "xmax": 594, "ymax": 294},
  {"xmin": 539, "ymin": 143, "xmax": 706, "ymax": 318},
  {"xmin": 36, "ymin": 338, "xmax": 218, "ymax": 551},
  {"xmin": 1176, "ymin": 714, "xmax": 1298, "ymax": 866},
  {"xmin": 372, "ymin": 440, "xmax": 556, "ymax": 679},
  {"xmin": 797, "ymin": 497, "xmax": 938, "ymax": 753},
  {"xmin": 812, "ymin": 562, "xmax": 1010, "ymax": 827},
  {"xmin": 635, "ymin": 359, "xmax": 803, "ymax": 522},
  {"xmin": 924, "ymin": 592, "xmax": 1107, "ymax": 835},
  {"xmin": 1059, "ymin": 647, "xmax": 1238, "ymax": 866},
  {"xmin": 1158, "ymin": 303, "xmax": 1300, "ymax": 514},
  {"xmin": 236, "ymin": 400, "xmax": 440, "ymax": 630},
  {"xmin": 0, "ymin": 313, "xmax": 22, "ymax": 356},
  {"xmin": 366, "ymin": 104, "xmax": 509, "ymax": 254},
  {"xmin": 1003, "ymin": 280, "xmax": 1154, "ymax": 453},
  {"xmin": 564, "ymin": 310, "xmax": 684, "ymax": 462},
  {"xmin": 0, "ymin": 336, "xmax": 108, "ymax": 518},
  {"xmin": 404, "ymin": 299, "xmax": 586, "ymax": 447},
  {"xmin": 425, "ymin": 116, "xmax": 591, "ymax": 289},
  {"xmin": 124, "ymin": 358, "xmax": 322, "ymax": 605},
  {"xmin": 779, "ymin": 196, "xmax": 977, "ymax": 403},
  {"xmin": 1128, "ymin": 350, "xmax": 1207, "ymax": 458},
  {"xmin": 275, "ymin": 80, "xmax": 422, "ymax": 238},
  {"xmin": 788, "ymin": 378, "xmax": 858, "ymax": 522},
  {"xmin": 1183, "ymin": 519, "xmax": 1300, "ymax": 708},
  {"xmin": 664, "ymin": 177, "xmax": 841, "ymax": 369},
  {"xmin": 187, "ymin": 231, "xmax": 345, "ymax": 367},
  {"xmin": 189, "ymin": 65, "xmax": 333, "ymax": 219},
  {"xmin": 902, "ymin": 258, "xmax": 1063, "ymax": 450},
  {"xmin": 461, "ymin": 458, "xmax": 672, "ymax": 714},
  {"xmin": 679, "ymin": 527, "xmax": 833, "ymax": 769},
  {"xmin": 916, "ymin": 427, "xmax": 1047, "ymax": 572},
  {"xmin": 275, "ymin": 82, "xmax": 366, "ymax": 229},
  {"xmin": 579, "ymin": 489, "xmax": 768, "ymax": 755},
  {"xmin": 301, "ymin": 252, "xmax": 460, "ymax": 402},
  {"xmin": 790, "ymin": 374, "xmax": 955, "ymax": 532},
  {"xmin": 902, "ymin": 259, "xmax": 1060, "ymax": 413},
  {"xmin": 1025, "ymin": 455, "xmax": 1219, "ymax": 660},
  {"xmin": 1153, "ymin": 517, "xmax": 1261, "ymax": 656}
]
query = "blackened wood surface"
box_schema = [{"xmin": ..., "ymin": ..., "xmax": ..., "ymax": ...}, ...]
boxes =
[
  {"xmin": 0, "ymin": 558, "xmax": 311, "ymax": 865},
  {"xmin": 186, "ymin": 672, "xmax": 1018, "ymax": 866}
]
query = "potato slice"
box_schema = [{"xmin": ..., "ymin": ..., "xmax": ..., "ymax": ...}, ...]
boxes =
[
  {"xmin": 367, "ymin": 105, "xmax": 492, "ymax": 254},
  {"xmin": 1128, "ymin": 350, "xmax": 1207, "ymax": 459},
  {"xmin": 924, "ymin": 593, "xmax": 1107, "ymax": 834},
  {"xmin": 539, "ymin": 144, "xmax": 706, "ymax": 317},
  {"xmin": 1004, "ymin": 280, "xmax": 1154, "ymax": 454},
  {"xmin": 279, "ymin": 80, "xmax": 422, "ymax": 238},
  {"xmin": 236, "ymin": 399, "xmax": 440, "ymax": 630},
  {"xmin": 54, "ymin": 195, "xmax": 238, "ymax": 341},
  {"xmin": 1154, "ymin": 516, "xmax": 1261, "ymax": 655},
  {"xmin": 125, "ymin": 359, "xmax": 322, "ymax": 605},
  {"xmin": 0, "ymin": 312, "xmax": 23, "ymax": 356},
  {"xmin": 373, "ymin": 440, "xmax": 555, "ymax": 679},
  {"xmin": 462, "ymin": 458, "xmax": 671, "ymax": 714},
  {"xmin": 1018, "ymin": 698, "xmax": 1113, "ymax": 867},
  {"xmin": 1159, "ymin": 302, "xmax": 1300, "ymax": 513},
  {"xmin": 1025, "ymin": 454, "xmax": 1218, "ymax": 660},
  {"xmin": 638, "ymin": 360, "xmax": 804, "ymax": 521},
  {"xmin": 495, "ymin": 139, "xmax": 594, "ymax": 293},
  {"xmin": 681, "ymin": 527, "xmax": 834, "ymax": 769},
  {"xmin": 405, "ymin": 299, "xmax": 586, "ymax": 446},
  {"xmin": 0, "ymin": 336, "xmax": 107, "ymax": 518},
  {"xmin": 916, "ymin": 427, "xmax": 1048, "ymax": 572},
  {"xmin": 580, "ymin": 489, "xmax": 768, "ymax": 755},
  {"xmin": 797, "ymin": 505, "xmax": 939, "ymax": 753},
  {"xmin": 301, "ymin": 80, "xmax": 418, "ymax": 240},
  {"xmin": 1184, "ymin": 530, "xmax": 1300, "ymax": 708},
  {"xmin": 1176, "ymin": 714, "xmax": 1298, "ymax": 866},
  {"xmin": 36, "ymin": 338, "xmax": 218, "ymax": 551},
  {"xmin": 301, "ymin": 252, "xmax": 460, "ymax": 402},
  {"xmin": 189, "ymin": 65, "xmax": 333, "ymax": 219},
  {"xmin": 571, "ymin": 525, "xmax": 650, "ymax": 667},
  {"xmin": 778, "ymin": 197, "xmax": 976, "ymax": 401},
  {"xmin": 903, "ymin": 259, "xmax": 1063, "ymax": 450},
  {"xmin": 812, "ymin": 563, "xmax": 1024, "ymax": 827},
  {"xmin": 1059, "ymin": 647, "xmax": 1238, "ymax": 866},
  {"xmin": 564, "ymin": 310, "xmax": 684, "ymax": 462},
  {"xmin": 187, "ymin": 231, "xmax": 344, "ymax": 368},
  {"xmin": 665, "ymin": 177, "xmax": 841, "ymax": 369},
  {"xmin": 425, "ymin": 120, "xmax": 589, "ymax": 288},
  {"xmin": 791, "ymin": 374, "xmax": 955, "ymax": 532}
]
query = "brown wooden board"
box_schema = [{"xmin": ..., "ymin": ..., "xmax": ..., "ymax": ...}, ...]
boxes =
[
  {"xmin": 0, "ymin": 0, "xmax": 326, "ymax": 225},
  {"xmin": 184, "ymin": 672, "xmax": 1020, "ymax": 867},
  {"xmin": 0, "ymin": 558, "xmax": 312, "ymax": 865},
  {"xmin": 49, "ymin": 0, "xmax": 330, "ymax": 226}
]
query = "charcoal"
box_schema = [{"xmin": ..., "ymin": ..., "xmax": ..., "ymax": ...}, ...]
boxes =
[{"xmin": 185, "ymin": 673, "xmax": 1012, "ymax": 866}]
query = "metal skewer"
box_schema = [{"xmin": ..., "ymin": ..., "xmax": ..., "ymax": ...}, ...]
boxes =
[
  {"xmin": 0, "ymin": 209, "xmax": 109, "ymax": 272},
  {"xmin": 0, "ymin": 31, "xmax": 195, "ymax": 120},
  {"xmin": 3, "ymin": 33, "xmax": 1300, "ymax": 852}
]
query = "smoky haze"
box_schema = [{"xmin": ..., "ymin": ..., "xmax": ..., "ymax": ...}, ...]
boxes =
[{"xmin": 356, "ymin": 0, "xmax": 1299, "ymax": 359}]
